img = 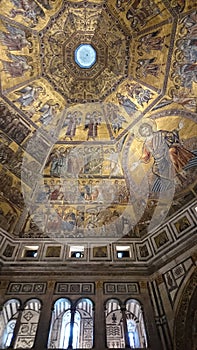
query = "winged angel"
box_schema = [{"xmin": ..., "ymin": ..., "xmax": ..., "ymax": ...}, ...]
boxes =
[
  {"xmin": 64, "ymin": 111, "xmax": 82, "ymax": 141},
  {"xmin": 106, "ymin": 103, "xmax": 127, "ymax": 134},
  {"xmin": 38, "ymin": 101, "xmax": 60, "ymax": 126},
  {"xmin": 13, "ymin": 85, "xmax": 44, "ymax": 108},
  {"xmin": 1, "ymin": 53, "xmax": 32, "ymax": 77},
  {"xmin": 0, "ymin": 23, "xmax": 32, "ymax": 51},
  {"xmin": 9, "ymin": 0, "xmax": 45, "ymax": 27}
]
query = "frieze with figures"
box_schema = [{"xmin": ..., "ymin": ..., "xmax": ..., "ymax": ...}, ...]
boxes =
[{"xmin": 0, "ymin": 197, "xmax": 196, "ymax": 266}]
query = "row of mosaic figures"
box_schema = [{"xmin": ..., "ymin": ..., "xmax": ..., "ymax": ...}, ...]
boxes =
[
  {"xmin": 0, "ymin": 4, "xmax": 196, "ymax": 82},
  {"xmin": 19, "ymin": 201, "xmax": 195, "ymax": 243},
  {"xmin": 0, "ymin": 0, "xmax": 187, "ymax": 33},
  {"xmin": 0, "ymin": 106, "xmax": 196, "ymax": 197},
  {"xmin": 0, "ymin": 205, "xmax": 194, "ymax": 258},
  {"xmin": 1, "ymin": 0, "xmax": 56, "ymax": 28},
  {"xmin": 1, "ymin": 15, "xmax": 197, "ymax": 141},
  {"xmin": 21, "ymin": 204, "xmax": 133, "ymax": 238},
  {"xmin": 36, "ymin": 179, "xmax": 130, "ymax": 204}
]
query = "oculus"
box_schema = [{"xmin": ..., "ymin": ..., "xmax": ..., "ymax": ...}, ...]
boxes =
[{"xmin": 74, "ymin": 44, "xmax": 97, "ymax": 68}]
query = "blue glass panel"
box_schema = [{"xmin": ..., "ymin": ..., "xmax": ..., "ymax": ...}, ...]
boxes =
[{"xmin": 75, "ymin": 44, "xmax": 96, "ymax": 68}]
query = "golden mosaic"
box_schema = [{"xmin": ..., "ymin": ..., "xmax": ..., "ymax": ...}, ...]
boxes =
[{"xmin": 0, "ymin": 0, "xmax": 196, "ymax": 242}]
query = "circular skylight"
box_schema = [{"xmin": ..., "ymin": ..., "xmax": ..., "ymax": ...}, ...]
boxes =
[{"xmin": 74, "ymin": 44, "xmax": 96, "ymax": 68}]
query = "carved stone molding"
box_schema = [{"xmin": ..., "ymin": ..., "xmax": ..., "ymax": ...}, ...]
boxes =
[{"xmin": 174, "ymin": 268, "xmax": 197, "ymax": 350}]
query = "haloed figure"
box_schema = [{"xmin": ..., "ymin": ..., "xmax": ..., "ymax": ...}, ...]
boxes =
[{"xmin": 131, "ymin": 122, "xmax": 194, "ymax": 191}]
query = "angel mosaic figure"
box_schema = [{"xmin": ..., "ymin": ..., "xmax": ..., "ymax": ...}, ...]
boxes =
[
  {"xmin": 36, "ymin": 0, "xmax": 52, "ymax": 10},
  {"xmin": 0, "ymin": 23, "xmax": 32, "ymax": 51},
  {"xmin": 136, "ymin": 58, "xmax": 160, "ymax": 78},
  {"xmin": 181, "ymin": 11, "xmax": 197, "ymax": 37},
  {"xmin": 137, "ymin": 30, "xmax": 169, "ymax": 55},
  {"xmin": 62, "ymin": 208, "xmax": 77, "ymax": 232},
  {"xmin": 106, "ymin": 103, "xmax": 127, "ymax": 134},
  {"xmin": 9, "ymin": 0, "xmax": 45, "ymax": 27},
  {"xmin": 49, "ymin": 150, "xmax": 64, "ymax": 177},
  {"xmin": 13, "ymin": 85, "xmax": 44, "ymax": 109},
  {"xmin": 116, "ymin": 93, "xmax": 138, "ymax": 115},
  {"xmin": 1, "ymin": 53, "xmax": 32, "ymax": 77},
  {"xmin": 126, "ymin": 0, "xmax": 160, "ymax": 31},
  {"xmin": 177, "ymin": 37, "xmax": 197, "ymax": 63},
  {"xmin": 125, "ymin": 83, "xmax": 154, "ymax": 107},
  {"xmin": 64, "ymin": 111, "xmax": 82, "ymax": 140},
  {"xmin": 174, "ymin": 62, "xmax": 197, "ymax": 89},
  {"xmin": 38, "ymin": 101, "xmax": 60, "ymax": 126},
  {"xmin": 130, "ymin": 121, "xmax": 195, "ymax": 191},
  {"xmin": 170, "ymin": 0, "xmax": 185, "ymax": 13},
  {"xmin": 153, "ymin": 88, "xmax": 197, "ymax": 112},
  {"xmin": 85, "ymin": 111, "xmax": 102, "ymax": 141}
]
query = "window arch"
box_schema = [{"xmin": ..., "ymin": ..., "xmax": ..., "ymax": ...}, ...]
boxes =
[
  {"xmin": 14, "ymin": 298, "xmax": 41, "ymax": 349},
  {"xmin": 75, "ymin": 298, "xmax": 94, "ymax": 348},
  {"xmin": 105, "ymin": 298, "xmax": 125, "ymax": 349},
  {"xmin": 48, "ymin": 298, "xmax": 94, "ymax": 349},
  {"xmin": 105, "ymin": 298, "xmax": 148, "ymax": 349},
  {"xmin": 48, "ymin": 298, "xmax": 71, "ymax": 349},
  {"xmin": 0, "ymin": 299, "xmax": 20, "ymax": 349},
  {"xmin": 126, "ymin": 299, "xmax": 148, "ymax": 348}
]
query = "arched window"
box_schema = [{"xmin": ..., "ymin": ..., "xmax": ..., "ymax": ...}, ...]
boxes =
[
  {"xmin": 48, "ymin": 298, "xmax": 71, "ymax": 348},
  {"xmin": 13, "ymin": 298, "xmax": 41, "ymax": 349},
  {"xmin": 105, "ymin": 298, "xmax": 148, "ymax": 349},
  {"xmin": 105, "ymin": 299, "xmax": 125, "ymax": 349},
  {"xmin": 76, "ymin": 298, "xmax": 94, "ymax": 348},
  {"xmin": 48, "ymin": 298, "xmax": 94, "ymax": 349},
  {"xmin": 0, "ymin": 299, "xmax": 20, "ymax": 349},
  {"xmin": 126, "ymin": 299, "xmax": 147, "ymax": 348}
]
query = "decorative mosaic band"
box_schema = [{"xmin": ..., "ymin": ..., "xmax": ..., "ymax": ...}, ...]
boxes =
[
  {"xmin": 55, "ymin": 282, "xmax": 95, "ymax": 294},
  {"xmin": 7, "ymin": 282, "xmax": 47, "ymax": 294},
  {"xmin": 104, "ymin": 282, "xmax": 139, "ymax": 294}
]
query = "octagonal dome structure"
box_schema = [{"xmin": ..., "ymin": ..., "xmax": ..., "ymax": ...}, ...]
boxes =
[{"xmin": 0, "ymin": 0, "xmax": 196, "ymax": 263}]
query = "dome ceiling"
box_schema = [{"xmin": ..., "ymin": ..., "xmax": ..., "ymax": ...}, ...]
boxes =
[{"xmin": 0, "ymin": 0, "xmax": 196, "ymax": 246}]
